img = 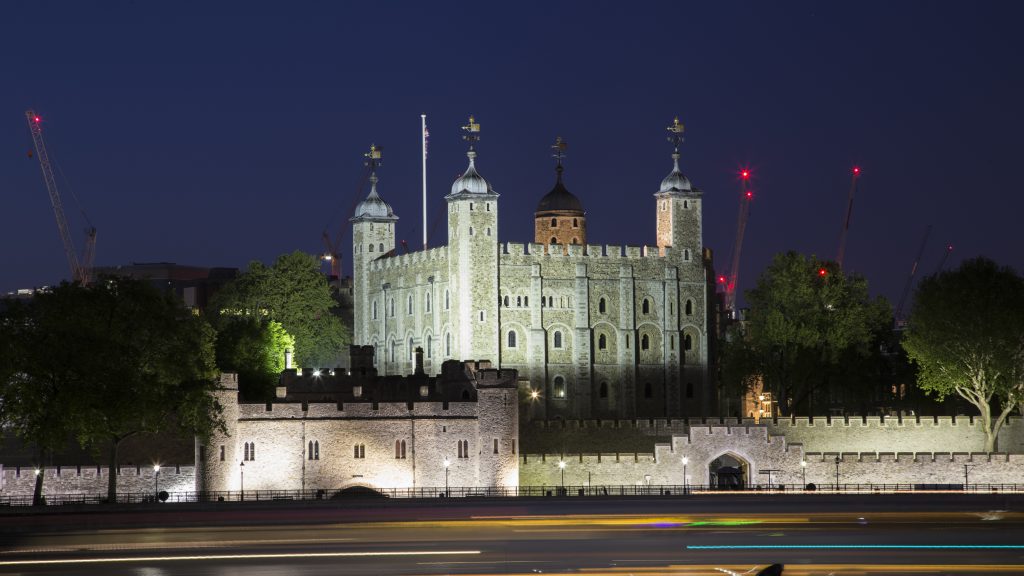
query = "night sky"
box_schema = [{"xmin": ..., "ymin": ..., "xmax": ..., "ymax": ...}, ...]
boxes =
[{"xmin": 3, "ymin": 1, "xmax": 1022, "ymax": 309}]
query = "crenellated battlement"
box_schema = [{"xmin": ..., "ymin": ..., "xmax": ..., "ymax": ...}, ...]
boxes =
[
  {"xmin": 497, "ymin": 242, "xmax": 677, "ymax": 261},
  {"xmin": 368, "ymin": 246, "xmax": 448, "ymax": 272}
]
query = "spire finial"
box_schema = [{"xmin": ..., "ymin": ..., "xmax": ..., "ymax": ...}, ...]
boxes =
[
  {"xmin": 667, "ymin": 116, "xmax": 685, "ymax": 153},
  {"xmin": 551, "ymin": 136, "xmax": 567, "ymax": 170},
  {"xmin": 461, "ymin": 114, "xmax": 481, "ymax": 152},
  {"xmin": 364, "ymin": 143, "xmax": 383, "ymax": 173}
]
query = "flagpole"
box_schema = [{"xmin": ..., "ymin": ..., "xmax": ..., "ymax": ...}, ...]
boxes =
[{"xmin": 421, "ymin": 114, "xmax": 428, "ymax": 250}]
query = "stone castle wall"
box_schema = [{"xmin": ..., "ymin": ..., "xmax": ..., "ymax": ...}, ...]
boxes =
[
  {"xmin": 520, "ymin": 424, "xmax": 1024, "ymax": 487},
  {"xmin": 0, "ymin": 464, "xmax": 195, "ymax": 497}
]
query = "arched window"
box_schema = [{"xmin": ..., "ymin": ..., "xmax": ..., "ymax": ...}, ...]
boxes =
[
  {"xmin": 379, "ymin": 243, "xmax": 384, "ymax": 252},
  {"xmin": 445, "ymin": 333, "xmax": 451, "ymax": 356},
  {"xmin": 644, "ymin": 382, "xmax": 652, "ymax": 398},
  {"xmin": 390, "ymin": 340, "xmax": 396, "ymax": 362},
  {"xmin": 407, "ymin": 295, "xmax": 413, "ymax": 315},
  {"xmin": 642, "ymin": 299, "xmax": 650, "ymax": 314},
  {"xmin": 508, "ymin": 330, "xmax": 517, "ymax": 348},
  {"xmin": 250, "ymin": 443, "xmax": 256, "ymax": 461},
  {"xmin": 599, "ymin": 297, "xmax": 606, "ymax": 314},
  {"xmin": 516, "ymin": 296, "xmax": 522, "ymax": 307},
  {"xmin": 369, "ymin": 244, "xmax": 375, "ymax": 253},
  {"xmin": 308, "ymin": 440, "xmax": 320, "ymax": 460},
  {"xmin": 486, "ymin": 227, "xmax": 491, "ymax": 236},
  {"xmin": 389, "ymin": 298, "xmax": 395, "ymax": 317},
  {"xmin": 503, "ymin": 295, "xmax": 509, "ymax": 307},
  {"xmin": 425, "ymin": 292, "xmax": 432, "ymax": 312},
  {"xmin": 426, "ymin": 335, "xmax": 432, "ymax": 358},
  {"xmin": 599, "ymin": 382, "xmax": 608, "ymax": 399},
  {"xmin": 548, "ymin": 296, "xmax": 553, "ymax": 307},
  {"xmin": 598, "ymin": 333, "xmax": 607, "ymax": 350},
  {"xmin": 551, "ymin": 218, "xmax": 557, "ymax": 227},
  {"xmin": 553, "ymin": 331, "xmax": 563, "ymax": 349},
  {"xmin": 685, "ymin": 299, "xmax": 693, "ymax": 316},
  {"xmin": 550, "ymin": 237, "xmax": 557, "ymax": 245},
  {"xmin": 641, "ymin": 334, "xmax": 650, "ymax": 350},
  {"xmin": 408, "ymin": 337, "xmax": 414, "ymax": 360},
  {"xmin": 372, "ymin": 300, "xmax": 378, "ymax": 320},
  {"xmin": 571, "ymin": 238, "xmax": 577, "ymax": 244},
  {"xmin": 524, "ymin": 296, "xmax": 529, "ymax": 306},
  {"xmin": 685, "ymin": 334, "xmax": 693, "ymax": 351},
  {"xmin": 243, "ymin": 442, "xmax": 249, "ymax": 461},
  {"xmin": 684, "ymin": 249, "xmax": 690, "ymax": 261},
  {"xmin": 554, "ymin": 376, "xmax": 565, "ymax": 398},
  {"xmin": 572, "ymin": 218, "xmax": 578, "ymax": 228},
  {"xmin": 445, "ymin": 290, "xmax": 450, "ymax": 310},
  {"xmin": 683, "ymin": 200, "xmax": 690, "ymax": 209},
  {"xmin": 458, "ymin": 439, "xmax": 469, "ymax": 459},
  {"xmin": 395, "ymin": 440, "xmax": 406, "ymax": 459},
  {"xmin": 308, "ymin": 441, "xmax": 313, "ymax": 460}
]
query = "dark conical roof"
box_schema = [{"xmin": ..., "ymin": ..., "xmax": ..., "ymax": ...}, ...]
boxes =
[{"xmin": 535, "ymin": 166, "xmax": 583, "ymax": 214}]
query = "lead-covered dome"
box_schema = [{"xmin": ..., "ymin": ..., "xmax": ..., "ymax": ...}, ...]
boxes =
[
  {"xmin": 535, "ymin": 165, "xmax": 583, "ymax": 214},
  {"xmin": 659, "ymin": 152, "xmax": 693, "ymax": 193},
  {"xmin": 449, "ymin": 151, "xmax": 495, "ymax": 196},
  {"xmin": 351, "ymin": 174, "xmax": 396, "ymax": 221}
]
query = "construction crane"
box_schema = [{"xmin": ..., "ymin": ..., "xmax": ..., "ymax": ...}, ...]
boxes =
[
  {"xmin": 934, "ymin": 243, "xmax": 953, "ymax": 275},
  {"xmin": 321, "ymin": 231, "xmax": 341, "ymax": 279},
  {"xmin": 895, "ymin": 224, "xmax": 932, "ymax": 323},
  {"xmin": 25, "ymin": 110, "xmax": 96, "ymax": 285},
  {"xmin": 721, "ymin": 169, "xmax": 754, "ymax": 318},
  {"xmin": 835, "ymin": 166, "xmax": 861, "ymax": 269}
]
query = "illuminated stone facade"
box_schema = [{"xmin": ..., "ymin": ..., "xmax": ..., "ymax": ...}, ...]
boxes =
[
  {"xmin": 352, "ymin": 126, "xmax": 712, "ymax": 419},
  {"xmin": 195, "ymin": 353, "xmax": 519, "ymax": 493}
]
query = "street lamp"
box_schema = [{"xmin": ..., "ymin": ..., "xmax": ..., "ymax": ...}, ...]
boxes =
[
  {"xmin": 800, "ymin": 459, "xmax": 807, "ymax": 488},
  {"xmin": 443, "ymin": 457, "xmax": 451, "ymax": 497},
  {"xmin": 834, "ymin": 456, "xmax": 840, "ymax": 492},
  {"xmin": 682, "ymin": 457, "xmax": 689, "ymax": 492},
  {"xmin": 964, "ymin": 464, "xmax": 975, "ymax": 492},
  {"xmin": 153, "ymin": 464, "xmax": 160, "ymax": 501},
  {"xmin": 558, "ymin": 460, "xmax": 566, "ymax": 490},
  {"xmin": 240, "ymin": 461, "xmax": 245, "ymax": 502}
]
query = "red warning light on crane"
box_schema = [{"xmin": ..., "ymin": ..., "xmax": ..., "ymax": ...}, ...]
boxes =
[
  {"xmin": 741, "ymin": 170, "xmax": 750, "ymax": 179},
  {"xmin": 853, "ymin": 166, "xmax": 860, "ymax": 175},
  {"xmin": 818, "ymin": 268, "xmax": 828, "ymax": 277},
  {"xmin": 718, "ymin": 275, "xmax": 726, "ymax": 284},
  {"xmin": 745, "ymin": 191, "xmax": 753, "ymax": 199},
  {"xmin": 33, "ymin": 116, "xmax": 41, "ymax": 123}
]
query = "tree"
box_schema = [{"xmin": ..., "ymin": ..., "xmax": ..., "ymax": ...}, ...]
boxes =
[
  {"xmin": 210, "ymin": 251, "xmax": 350, "ymax": 368},
  {"xmin": 215, "ymin": 319, "xmax": 294, "ymax": 400},
  {"xmin": 740, "ymin": 251, "xmax": 892, "ymax": 415},
  {"xmin": 902, "ymin": 257, "xmax": 1024, "ymax": 452},
  {"xmin": 0, "ymin": 279, "xmax": 223, "ymax": 502}
]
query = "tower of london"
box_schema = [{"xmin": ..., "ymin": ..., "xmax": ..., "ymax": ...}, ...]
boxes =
[{"xmin": 352, "ymin": 117, "xmax": 713, "ymax": 419}]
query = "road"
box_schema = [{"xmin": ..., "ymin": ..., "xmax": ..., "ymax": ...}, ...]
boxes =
[{"xmin": 1, "ymin": 495, "xmax": 1023, "ymax": 574}]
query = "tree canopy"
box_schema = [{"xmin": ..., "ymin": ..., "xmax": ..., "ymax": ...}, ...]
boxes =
[
  {"xmin": 209, "ymin": 251, "xmax": 349, "ymax": 370},
  {"xmin": 722, "ymin": 251, "xmax": 893, "ymax": 415},
  {"xmin": 902, "ymin": 257, "xmax": 1024, "ymax": 451},
  {"xmin": 0, "ymin": 278, "xmax": 222, "ymax": 502}
]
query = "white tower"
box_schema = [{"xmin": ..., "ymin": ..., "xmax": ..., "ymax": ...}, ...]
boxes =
[
  {"xmin": 445, "ymin": 116, "xmax": 499, "ymax": 364},
  {"xmin": 351, "ymin": 145, "xmax": 398, "ymax": 353}
]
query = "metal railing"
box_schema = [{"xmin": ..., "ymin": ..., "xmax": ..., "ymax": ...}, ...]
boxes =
[{"xmin": 2, "ymin": 483, "xmax": 1022, "ymax": 507}]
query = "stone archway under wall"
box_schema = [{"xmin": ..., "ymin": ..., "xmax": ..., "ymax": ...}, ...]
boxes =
[{"xmin": 707, "ymin": 452, "xmax": 751, "ymax": 490}]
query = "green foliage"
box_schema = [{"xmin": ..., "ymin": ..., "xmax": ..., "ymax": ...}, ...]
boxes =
[
  {"xmin": 215, "ymin": 319, "xmax": 294, "ymax": 400},
  {"xmin": 0, "ymin": 278, "xmax": 222, "ymax": 501},
  {"xmin": 210, "ymin": 250, "xmax": 350, "ymax": 368},
  {"xmin": 902, "ymin": 257, "xmax": 1024, "ymax": 451},
  {"xmin": 739, "ymin": 251, "xmax": 892, "ymax": 414}
]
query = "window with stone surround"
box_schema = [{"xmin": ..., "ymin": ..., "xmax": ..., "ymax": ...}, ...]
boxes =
[
  {"xmin": 641, "ymin": 334, "xmax": 650, "ymax": 350},
  {"xmin": 553, "ymin": 331, "xmax": 563, "ymax": 348},
  {"xmin": 407, "ymin": 295, "xmax": 413, "ymax": 315},
  {"xmin": 508, "ymin": 330, "xmax": 517, "ymax": 348},
  {"xmin": 445, "ymin": 290, "xmax": 450, "ymax": 310},
  {"xmin": 598, "ymin": 333, "xmax": 607, "ymax": 350},
  {"xmin": 685, "ymin": 334, "xmax": 693, "ymax": 351},
  {"xmin": 685, "ymin": 299, "xmax": 693, "ymax": 315},
  {"xmin": 503, "ymin": 295, "xmax": 509, "ymax": 307},
  {"xmin": 426, "ymin": 334, "xmax": 432, "ymax": 358},
  {"xmin": 372, "ymin": 300, "xmax": 378, "ymax": 320},
  {"xmin": 396, "ymin": 439, "xmax": 407, "ymax": 459},
  {"xmin": 642, "ymin": 298, "xmax": 650, "ymax": 314},
  {"xmin": 554, "ymin": 376, "xmax": 565, "ymax": 398},
  {"xmin": 458, "ymin": 439, "xmax": 469, "ymax": 458},
  {"xmin": 354, "ymin": 444, "xmax": 365, "ymax": 458},
  {"xmin": 425, "ymin": 291, "xmax": 432, "ymax": 312},
  {"xmin": 309, "ymin": 441, "xmax": 320, "ymax": 460},
  {"xmin": 551, "ymin": 217, "xmax": 557, "ymax": 227},
  {"xmin": 599, "ymin": 297, "xmax": 606, "ymax": 314}
]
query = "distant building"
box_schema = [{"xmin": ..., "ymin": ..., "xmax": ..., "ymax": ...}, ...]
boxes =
[{"xmin": 92, "ymin": 262, "xmax": 238, "ymax": 311}]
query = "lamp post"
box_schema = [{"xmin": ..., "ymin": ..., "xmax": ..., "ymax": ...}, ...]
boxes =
[
  {"xmin": 558, "ymin": 460, "xmax": 566, "ymax": 491},
  {"xmin": 800, "ymin": 460, "xmax": 807, "ymax": 488},
  {"xmin": 443, "ymin": 458, "xmax": 451, "ymax": 497},
  {"xmin": 834, "ymin": 456, "xmax": 840, "ymax": 492},
  {"xmin": 153, "ymin": 465, "xmax": 160, "ymax": 501},
  {"xmin": 240, "ymin": 461, "xmax": 245, "ymax": 502},
  {"xmin": 964, "ymin": 464, "xmax": 974, "ymax": 492},
  {"xmin": 682, "ymin": 457, "xmax": 688, "ymax": 493}
]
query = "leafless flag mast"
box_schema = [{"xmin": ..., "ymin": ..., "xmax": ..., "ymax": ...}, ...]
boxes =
[{"xmin": 421, "ymin": 114, "xmax": 429, "ymax": 250}]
